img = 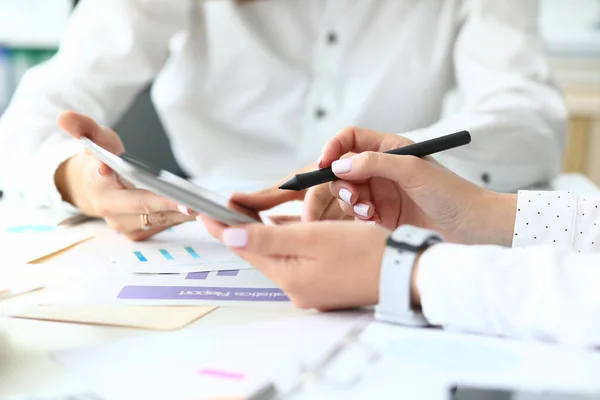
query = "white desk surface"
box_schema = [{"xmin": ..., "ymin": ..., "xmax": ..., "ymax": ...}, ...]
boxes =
[{"xmin": 0, "ymin": 173, "xmax": 599, "ymax": 397}]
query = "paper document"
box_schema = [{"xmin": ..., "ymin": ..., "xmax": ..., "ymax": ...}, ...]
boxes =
[
  {"xmin": 41, "ymin": 268, "xmax": 291, "ymax": 307},
  {"xmin": 55, "ymin": 311, "xmax": 370, "ymax": 400},
  {"xmin": 105, "ymin": 221, "xmax": 252, "ymax": 273},
  {"xmin": 0, "ymin": 227, "xmax": 93, "ymax": 265}
]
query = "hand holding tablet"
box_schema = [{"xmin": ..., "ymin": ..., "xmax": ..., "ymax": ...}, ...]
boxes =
[{"xmin": 80, "ymin": 137, "xmax": 261, "ymax": 226}]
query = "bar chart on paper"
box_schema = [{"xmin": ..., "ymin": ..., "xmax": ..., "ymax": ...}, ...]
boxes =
[
  {"xmin": 115, "ymin": 268, "xmax": 289, "ymax": 306},
  {"xmin": 107, "ymin": 222, "xmax": 253, "ymax": 274}
]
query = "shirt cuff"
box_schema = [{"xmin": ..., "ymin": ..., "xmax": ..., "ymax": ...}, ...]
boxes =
[
  {"xmin": 512, "ymin": 190, "xmax": 576, "ymax": 249},
  {"xmin": 416, "ymin": 243, "xmax": 492, "ymax": 332},
  {"xmin": 25, "ymin": 139, "xmax": 85, "ymax": 216}
]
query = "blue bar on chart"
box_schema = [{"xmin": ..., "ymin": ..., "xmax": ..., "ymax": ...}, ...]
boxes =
[
  {"xmin": 133, "ymin": 251, "xmax": 148, "ymax": 262},
  {"xmin": 159, "ymin": 249, "xmax": 174, "ymax": 261},
  {"xmin": 186, "ymin": 271, "xmax": 209, "ymax": 280},
  {"xmin": 184, "ymin": 246, "xmax": 200, "ymax": 259},
  {"xmin": 217, "ymin": 270, "xmax": 239, "ymax": 276}
]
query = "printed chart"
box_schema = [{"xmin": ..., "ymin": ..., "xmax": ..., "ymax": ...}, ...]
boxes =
[
  {"xmin": 107, "ymin": 222, "xmax": 252, "ymax": 273},
  {"xmin": 117, "ymin": 268, "xmax": 289, "ymax": 305}
]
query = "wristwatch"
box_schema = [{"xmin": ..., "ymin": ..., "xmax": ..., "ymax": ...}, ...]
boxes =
[{"xmin": 375, "ymin": 225, "xmax": 443, "ymax": 326}]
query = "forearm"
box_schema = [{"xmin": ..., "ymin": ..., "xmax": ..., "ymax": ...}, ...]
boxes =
[{"xmin": 412, "ymin": 244, "xmax": 600, "ymax": 347}]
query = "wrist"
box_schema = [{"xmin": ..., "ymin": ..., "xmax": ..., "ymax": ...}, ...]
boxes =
[
  {"xmin": 410, "ymin": 249, "xmax": 424, "ymax": 308},
  {"xmin": 470, "ymin": 191, "xmax": 518, "ymax": 246},
  {"xmin": 54, "ymin": 154, "xmax": 81, "ymax": 206}
]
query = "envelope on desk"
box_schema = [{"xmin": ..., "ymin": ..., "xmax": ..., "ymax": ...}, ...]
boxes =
[
  {"xmin": 0, "ymin": 227, "xmax": 218, "ymax": 331},
  {"xmin": 13, "ymin": 304, "xmax": 216, "ymax": 330}
]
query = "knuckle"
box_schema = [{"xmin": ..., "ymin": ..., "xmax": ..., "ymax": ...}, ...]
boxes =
[
  {"xmin": 359, "ymin": 151, "xmax": 379, "ymax": 168},
  {"xmin": 92, "ymin": 201, "xmax": 109, "ymax": 217},
  {"xmin": 136, "ymin": 198, "xmax": 152, "ymax": 214},
  {"xmin": 125, "ymin": 231, "xmax": 147, "ymax": 242},
  {"xmin": 152, "ymin": 212, "xmax": 170, "ymax": 227},
  {"xmin": 105, "ymin": 219, "xmax": 125, "ymax": 232}
]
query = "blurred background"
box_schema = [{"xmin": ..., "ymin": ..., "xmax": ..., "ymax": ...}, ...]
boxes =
[{"xmin": 0, "ymin": 0, "xmax": 599, "ymax": 183}]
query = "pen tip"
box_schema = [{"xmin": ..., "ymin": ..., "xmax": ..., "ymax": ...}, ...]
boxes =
[{"xmin": 278, "ymin": 176, "xmax": 299, "ymax": 191}]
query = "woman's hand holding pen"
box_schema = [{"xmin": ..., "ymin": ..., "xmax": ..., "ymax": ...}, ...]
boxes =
[
  {"xmin": 322, "ymin": 127, "xmax": 517, "ymax": 246},
  {"xmin": 55, "ymin": 111, "xmax": 194, "ymax": 241}
]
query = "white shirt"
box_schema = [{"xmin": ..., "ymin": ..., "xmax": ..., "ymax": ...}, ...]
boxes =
[
  {"xmin": 413, "ymin": 191, "xmax": 600, "ymax": 347},
  {"xmin": 0, "ymin": 0, "xmax": 566, "ymax": 212}
]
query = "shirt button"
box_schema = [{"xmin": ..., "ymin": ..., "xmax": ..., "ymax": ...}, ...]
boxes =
[
  {"xmin": 481, "ymin": 173, "xmax": 490, "ymax": 184},
  {"xmin": 315, "ymin": 108, "xmax": 327, "ymax": 119},
  {"xmin": 326, "ymin": 31, "xmax": 338, "ymax": 45}
]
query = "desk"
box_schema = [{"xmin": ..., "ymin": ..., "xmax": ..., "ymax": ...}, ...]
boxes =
[{"xmin": 0, "ymin": 174, "xmax": 599, "ymax": 397}]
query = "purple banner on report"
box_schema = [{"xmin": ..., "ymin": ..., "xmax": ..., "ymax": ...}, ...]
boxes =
[
  {"xmin": 117, "ymin": 286, "xmax": 289, "ymax": 302},
  {"xmin": 186, "ymin": 271, "xmax": 209, "ymax": 280},
  {"xmin": 217, "ymin": 269, "xmax": 239, "ymax": 276}
]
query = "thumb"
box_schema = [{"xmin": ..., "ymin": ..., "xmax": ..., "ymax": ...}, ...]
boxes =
[
  {"xmin": 57, "ymin": 111, "xmax": 125, "ymax": 155},
  {"xmin": 331, "ymin": 152, "xmax": 440, "ymax": 190},
  {"xmin": 222, "ymin": 223, "xmax": 313, "ymax": 256},
  {"xmin": 231, "ymin": 187, "xmax": 304, "ymax": 212}
]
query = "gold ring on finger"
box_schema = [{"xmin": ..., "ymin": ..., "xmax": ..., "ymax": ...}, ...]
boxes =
[{"xmin": 140, "ymin": 213, "xmax": 151, "ymax": 231}]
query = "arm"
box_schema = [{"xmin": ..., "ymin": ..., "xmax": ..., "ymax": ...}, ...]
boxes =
[
  {"xmin": 412, "ymin": 192, "xmax": 600, "ymax": 346},
  {"xmin": 0, "ymin": 0, "xmax": 190, "ymax": 212},
  {"xmin": 403, "ymin": 0, "xmax": 567, "ymax": 192}
]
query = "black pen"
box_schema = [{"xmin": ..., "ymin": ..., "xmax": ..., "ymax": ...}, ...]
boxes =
[{"xmin": 279, "ymin": 130, "xmax": 471, "ymax": 191}]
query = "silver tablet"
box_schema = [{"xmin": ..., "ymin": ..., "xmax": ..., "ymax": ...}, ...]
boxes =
[{"xmin": 80, "ymin": 137, "xmax": 261, "ymax": 225}]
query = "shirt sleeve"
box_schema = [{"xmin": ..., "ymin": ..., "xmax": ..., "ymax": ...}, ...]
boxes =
[
  {"xmin": 418, "ymin": 244, "xmax": 600, "ymax": 347},
  {"xmin": 512, "ymin": 190, "xmax": 600, "ymax": 252},
  {"xmin": 0, "ymin": 0, "xmax": 190, "ymax": 212},
  {"xmin": 416, "ymin": 191, "xmax": 600, "ymax": 347},
  {"xmin": 402, "ymin": 0, "xmax": 566, "ymax": 193}
]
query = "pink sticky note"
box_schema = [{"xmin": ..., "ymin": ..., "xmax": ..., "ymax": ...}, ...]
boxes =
[{"xmin": 198, "ymin": 368, "xmax": 246, "ymax": 381}]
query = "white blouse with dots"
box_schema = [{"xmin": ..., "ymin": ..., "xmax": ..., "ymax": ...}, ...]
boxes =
[{"xmin": 416, "ymin": 190, "xmax": 600, "ymax": 347}]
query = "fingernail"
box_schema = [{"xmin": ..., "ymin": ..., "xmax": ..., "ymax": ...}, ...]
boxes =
[
  {"xmin": 96, "ymin": 167, "xmax": 103, "ymax": 177},
  {"xmin": 316, "ymin": 154, "xmax": 323, "ymax": 168},
  {"xmin": 339, "ymin": 188, "xmax": 352, "ymax": 204},
  {"xmin": 365, "ymin": 221, "xmax": 376, "ymax": 225},
  {"xmin": 223, "ymin": 228, "xmax": 248, "ymax": 248},
  {"xmin": 354, "ymin": 203, "xmax": 370, "ymax": 218},
  {"xmin": 332, "ymin": 158, "xmax": 352, "ymax": 174},
  {"xmin": 177, "ymin": 205, "xmax": 191, "ymax": 216},
  {"xmin": 321, "ymin": 143, "xmax": 328, "ymax": 153}
]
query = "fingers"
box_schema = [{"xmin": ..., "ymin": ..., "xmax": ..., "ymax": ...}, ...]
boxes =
[
  {"xmin": 268, "ymin": 215, "xmax": 302, "ymax": 225},
  {"xmin": 329, "ymin": 181, "xmax": 376, "ymax": 220},
  {"xmin": 221, "ymin": 223, "xmax": 318, "ymax": 256},
  {"xmin": 302, "ymin": 184, "xmax": 337, "ymax": 222},
  {"xmin": 105, "ymin": 211, "xmax": 194, "ymax": 234},
  {"xmin": 319, "ymin": 126, "xmax": 414, "ymax": 168},
  {"xmin": 197, "ymin": 214, "xmax": 227, "ymax": 241},
  {"xmin": 57, "ymin": 110, "xmax": 125, "ymax": 154},
  {"xmin": 330, "ymin": 151, "xmax": 434, "ymax": 189},
  {"xmin": 230, "ymin": 187, "xmax": 303, "ymax": 212},
  {"xmin": 97, "ymin": 188, "xmax": 180, "ymax": 216}
]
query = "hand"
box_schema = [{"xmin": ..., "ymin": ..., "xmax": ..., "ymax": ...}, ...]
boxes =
[
  {"xmin": 321, "ymin": 127, "xmax": 517, "ymax": 245},
  {"xmin": 225, "ymin": 162, "xmax": 351, "ymax": 223},
  {"xmin": 54, "ymin": 111, "xmax": 193, "ymax": 241},
  {"xmin": 199, "ymin": 216, "xmax": 389, "ymax": 311}
]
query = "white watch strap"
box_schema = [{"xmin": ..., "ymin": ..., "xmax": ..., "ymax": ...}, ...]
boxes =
[{"xmin": 375, "ymin": 225, "xmax": 442, "ymax": 327}]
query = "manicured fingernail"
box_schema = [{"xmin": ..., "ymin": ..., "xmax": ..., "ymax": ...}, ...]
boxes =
[
  {"xmin": 339, "ymin": 188, "xmax": 352, "ymax": 204},
  {"xmin": 223, "ymin": 228, "xmax": 248, "ymax": 248},
  {"xmin": 177, "ymin": 205, "xmax": 191, "ymax": 216},
  {"xmin": 96, "ymin": 167, "xmax": 103, "ymax": 177},
  {"xmin": 365, "ymin": 221, "xmax": 376, "ymax": 225},
  {"xmin": 332, "ymin": 158, "xmax": 352, "ymax": 174},
  {"xmin": 354, "ymin": 203, "xmax": 370, "ymax": 217}
]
